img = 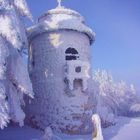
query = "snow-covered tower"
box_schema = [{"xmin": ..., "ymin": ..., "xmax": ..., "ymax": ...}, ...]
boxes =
[{"xmin": 27, "ymin": 2, "xmax": 95, "ymax": 134}]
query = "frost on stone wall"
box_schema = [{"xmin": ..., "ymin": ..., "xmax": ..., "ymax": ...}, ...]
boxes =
[
  {"xmin": 0, "ymin": 0, "xmax": 33, "ymax": 129},
  {"xmin": 27, "ymin": 27, "xmax": 94, "ymax": 133},
  {"xmin": 65, "ymin": 60, "xmax": 90, "ymax": 91}
]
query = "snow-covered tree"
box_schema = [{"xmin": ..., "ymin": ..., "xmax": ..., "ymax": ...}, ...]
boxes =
[
  {"xmin": 0, "ymin": 0, "xmax": 33, "ymax": 129},
  {"xmin": 93, "ymin": 70, "xmax": 118, "ymax": 127},
  {"xmin": 0, "ymin": 82, "xmax": 10, "ymax": 129},
  {"xmin": 93, "ymin": 69, "xmax": 139, "ymax": 127},
  {"xmin": 115, "ymin": 81, "xmax": 137, "ymax": 116}
]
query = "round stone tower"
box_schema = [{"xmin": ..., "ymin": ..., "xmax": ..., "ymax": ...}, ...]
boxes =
[{"xmin": 27, "ymin": 4, "xmax": 95, "ymax": 134}]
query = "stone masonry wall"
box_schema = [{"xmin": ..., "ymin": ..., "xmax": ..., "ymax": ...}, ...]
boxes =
[{"xmin": 26, "ymin": 30, "xmax": 95, "ymax": 134}]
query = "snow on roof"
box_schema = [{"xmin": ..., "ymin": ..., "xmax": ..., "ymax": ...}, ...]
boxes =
[
  {"xmin": 27, "ymin": 7, "xmax": 95, "ymax": 44},
  {"xmin": 38, "ymin": 6, "xmax": 84, "ymax": 22}
]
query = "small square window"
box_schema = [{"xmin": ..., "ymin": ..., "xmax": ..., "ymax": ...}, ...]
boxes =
[{"xmin": 75, "ymin": 66, "xmax": 81, "ymax": 73}]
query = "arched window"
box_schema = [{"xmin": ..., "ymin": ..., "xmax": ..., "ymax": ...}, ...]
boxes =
[{"xmin": 65, "ymin": 48, "xmax": 79, "ymax": 60}]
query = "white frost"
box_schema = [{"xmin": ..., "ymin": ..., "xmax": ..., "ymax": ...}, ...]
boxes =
[
  {"xmin": 93, "ymin": 69, "xmax": 139, "ymax": 127},
  {"xmin": 41, "ymin": 127, "xmax": 53, "ymax": 140},
  {"xmin": 13, "ymin": 0, "xmax": 32, "ymax": 19},
  {"xmin": 0, "ymin": 83, "xmax": 10, "ymax": 129},
  {"xmin": 0, "ymin": 0, "xmax": 33, "ymax": 129},
  {"xmin": 28, "ymin": 7, "xmax": 95, "ymax": 44},
  {"xmin": 92, "ymin": 114, "xmax": 104, "ymax": 140}
]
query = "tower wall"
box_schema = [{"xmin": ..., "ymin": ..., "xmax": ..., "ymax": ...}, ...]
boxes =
[{"xmin": 27, "ymin": 30, "xmax": 94, "ymax": 134}]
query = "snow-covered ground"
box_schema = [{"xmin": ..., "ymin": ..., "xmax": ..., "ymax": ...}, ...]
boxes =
[
  {"xmin": 0, "ymin": 117, "xmax": 140, "ymax": 140},
  {"xmin": 103, "ymin": 117, "xmax": 140, "ymax": 140}
]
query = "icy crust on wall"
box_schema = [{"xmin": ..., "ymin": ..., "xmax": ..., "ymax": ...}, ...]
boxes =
[
  {"xmin": 0, "ymin": 0, "xmax": 33, "ymax": 129},
  {"xmin": 65, "ymin": 60, "xmax": 90, "ymax": 91},
  {"xmin": 27, "ymin": 7, "xmax": 95, "ymax": 44},
  {"xmin": 27, "ymin": 30, "xmax": 95, "ymax": 134}
]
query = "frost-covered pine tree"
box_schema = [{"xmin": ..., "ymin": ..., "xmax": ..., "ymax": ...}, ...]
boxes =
[{"xmin": 0, "ymin": 0, "xmax": 33, "ymax": 129}]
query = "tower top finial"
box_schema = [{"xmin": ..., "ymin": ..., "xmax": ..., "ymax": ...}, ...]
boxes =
[{"xmin": 57, "ymin": 0, "xmax": 62, "ymax": 7}]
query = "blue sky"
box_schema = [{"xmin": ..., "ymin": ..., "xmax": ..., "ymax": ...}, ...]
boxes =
[{"xmin": 26, "ymin": 0, "xmax": 140, "ymax": 91}]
